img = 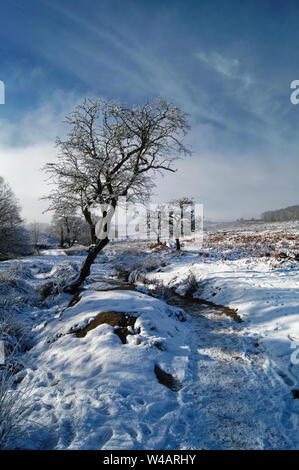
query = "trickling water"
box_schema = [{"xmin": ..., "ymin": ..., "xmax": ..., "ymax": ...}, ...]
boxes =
[
  {"xmin": 157, "ymin": 290, "xmax": 242, "ymax": 323},
  {"xmin": 92, "ymin": 275, "xmax": 242, "ymax": 323}
]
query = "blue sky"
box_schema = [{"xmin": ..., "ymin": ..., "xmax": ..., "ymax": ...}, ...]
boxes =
[{"xmin": 0, "ymin": 0, "xmax": 299, "ymax": 221}]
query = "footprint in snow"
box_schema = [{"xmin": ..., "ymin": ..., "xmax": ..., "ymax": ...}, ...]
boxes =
[
  {"xmin": 98, "ymin": 426, "xmax": 113, "ymax": 448},
  {"xmin": 59, "ymin": 419, "xmax": 76, "ymax": 448}
]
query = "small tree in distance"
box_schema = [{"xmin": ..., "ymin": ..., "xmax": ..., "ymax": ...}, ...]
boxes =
[
  {"xmin": 169, "ymin": 197, "xmax": 195, "ymax": 251},
  {"xmin": 28, "ymin": 221, "xmax": 40, "ymax": 254},
  {"xmin": 0, "ymin": 177, "xmax": 30, "ymax": 259},
  {"xmin": 50, "ymin": 211, "xmax": 90, "ymax": 247},
  {"xmin": 43, "ymin": 97, "xmax": 190, "ymax": 293}
]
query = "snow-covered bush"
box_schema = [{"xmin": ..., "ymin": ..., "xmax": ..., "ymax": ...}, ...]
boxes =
[
  {"xmin": 7, "ymin": 263, "xmax": 34, "ymax": 280},
  {"xmin": 115, "ymin": 252, "xmax": 163, "ymax": 283},
  {"xmin": 0, "ymin": 266, "xmax": 37, "ymax": 311},
  {"xmin": 0, "ymin": 312, "xmax": 27, "ymax": 355},
  {"xmin": 172, "ymin": 271, "xmax": 198, "ymax": 297},
  {"xmin": 0, "ymin": 264, "xmax": 34, "ymax": 366},
  {"xmin": 38, "ymin": 263, "xmax": 79, "ymax": 299}
]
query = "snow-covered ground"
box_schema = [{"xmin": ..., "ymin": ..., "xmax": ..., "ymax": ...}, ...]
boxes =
[{"xmin": 0, "ymin": 221, "xmax": 298, "ymax": 449}]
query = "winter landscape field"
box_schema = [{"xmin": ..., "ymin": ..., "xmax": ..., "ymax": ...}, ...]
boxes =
[
  {"xmin": 0, "ymin": 220, "xmax": 298, "ymax": 450},
  {"xmin": 1, "ymin": 0, "xmax": 299, "ymax": 458}
]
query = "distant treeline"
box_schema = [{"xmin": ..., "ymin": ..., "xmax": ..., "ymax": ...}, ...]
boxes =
[{"xmin": 261, "ymin": 205, "xmax": 299, "ymax": 222}]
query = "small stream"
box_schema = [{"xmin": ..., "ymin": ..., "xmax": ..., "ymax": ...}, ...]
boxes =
[{"xmin": 91, "ymin": 275, "xmax": 242, "ymax": 323}]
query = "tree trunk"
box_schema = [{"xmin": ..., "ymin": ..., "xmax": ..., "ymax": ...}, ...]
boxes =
[
  {"xmin": 175, "ymin": 238, "xmax": 181, "ymax": 250},
  {"xmin": 65, "ymin": 217, "xmax": 71, "ymax": 247},
  {"xmin": 82, "ymin": 208, "xmax": 96, "ymax": 245},
  {"xmin": 59, "ymin": 226, "xmax": 64, "ymax": 247},
  {"xmin": 64, "ymin": 237, "xmax": 109, "ymax": 294},
  {"xmin": 89, "ymin": 224, "xmax": 96, "ymax": 245}
]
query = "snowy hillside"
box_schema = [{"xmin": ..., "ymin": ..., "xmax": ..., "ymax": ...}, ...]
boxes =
[{"xmin": 0, "ymin": 221, "xmax": 298, "ymax": 449}]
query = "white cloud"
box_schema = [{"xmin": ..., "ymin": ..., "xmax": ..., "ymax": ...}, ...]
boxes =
[
  {"xmin": 0, "ymin": 91, "xmax": 83, "ymax": 223},
  {"xmin": 153, "ymin": 151, "xmax": 299, "ymax": 221},
  {"xmin": 0, "ymin": 90, "xmax": 82, "ymax": 147},
  {"xmin": 196, "ymin": 51, "xmax": 239, "ymax": 77},
  {"xmin": 0, "ymin": 142, "xmax": 57, "ymax": 223},
  {"xmin": 0, "ymin": 84, "xmax": 297, "ymax": 225},
  {"xmin": 195, "ymin": 50, "xmax": 252, "ymax": 86}
]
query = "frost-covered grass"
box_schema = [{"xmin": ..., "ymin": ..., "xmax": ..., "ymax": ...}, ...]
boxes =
[
  {"xmin": 0, "ymin": 359, "xmax": 34, "ymax": 449},
  {"xmin": 201, "ymin": 220, "xmax": 299, "ymax": 262},
  {"xmin": 0, "ymin": 264, "xmax": 36, "ymax": 308}
]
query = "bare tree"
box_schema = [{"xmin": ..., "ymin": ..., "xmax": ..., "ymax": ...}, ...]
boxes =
[
  {"xmin": 0, "ymin": 177, "xmax": 30, "ymax": 259},
  {"xmin": 169, "ymin": 197, "xmax": 195, "ymax": 250},
  {"xmin": 50, "ymin": 211, "xmax": 90, "ymax": 247},
  {"xmin": 43, "ymin": 185, "xmax": 97, "ymax": 245},
  {"xmin": 28, "ymin": 221, "xmax": 40, "ymax": 254},
  {"xmin": 262, "ymin": 205, "xmax": 299, "ymax": 222},
  {"xmin": 43, "ymin": 98, "xmax": 190, "ymax": 293},
  {"xmin": 146, "ymin": 204, "xmax": 170, "ymax": 245}
]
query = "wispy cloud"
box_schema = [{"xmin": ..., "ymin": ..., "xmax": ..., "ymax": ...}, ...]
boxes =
[
  {"xmin": 1, "ymin": 1, "xmax": 298, "ymax": 221},
  {"xmin": 0, "ymin": 89, "xmax": 82, "ymax": 147},
  {"xmin": 0, "ymin": 90, "xmax": 84, "ymax": 222},
  {"xmin": 195, "ymin": 50, "xmax": 252, "ymax": 86}
]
